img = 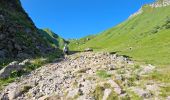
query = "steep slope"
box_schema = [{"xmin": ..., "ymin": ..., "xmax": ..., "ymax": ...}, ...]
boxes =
[
  {"xmin": 69, "ymin": 0, "xmax": 170, "ymax": 66},
  {"xmin": 38, "ymin": 29, "xmax": 66, "ymax": 49},
  {"xmin": 0, "ymin": 0, "xmax": 59, "ymax": 61}
]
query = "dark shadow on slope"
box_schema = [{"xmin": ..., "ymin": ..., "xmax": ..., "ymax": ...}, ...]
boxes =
[
  {"xmin": 121, "ymin": 55, "xmax": 132, "ymax": 59},
  {"xmin": 68, "ymin": 51, "xmax": 82, "ymax": 55},
  {"xmin": 109, "ymin": 51, "xmax": 121, "ymax": 54}
]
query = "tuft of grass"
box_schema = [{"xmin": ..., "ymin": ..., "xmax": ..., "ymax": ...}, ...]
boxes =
[
  {"xmin": 96, "ymin": 70, "xmax": 112, "ymax": 79},
  {"xmin": 107, "ymin": 90, "xmax": 118, "ymax": 100},
  {"xmin": 160, "ymin": 86, "xmax": 170, "ymax": 97},
  {"xmin": 128, "ymin": 90, "xmax": 142, "ymax": 100},
  {"xmin": 148, "ymin": 70, "xmax": 170, "ymax": 83},
  {"xmin": 93, "ymin": 85, "xmax": 105, "ymax": 100},
  {"xmin": 0, "ymin": 78, "xmax": 15, "ymax": 90}
]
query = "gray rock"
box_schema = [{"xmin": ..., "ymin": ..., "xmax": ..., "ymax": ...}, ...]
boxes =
[
  {"xmin": 9, "ymin": 61, "xmax": 19, "ymax": 66},
  {"xmin": 19, "ymin": 59, "xmax": 30, "ymax": 66},
  {"xmin": 131, "ymin": 87, "xmax": 152, "ymax": 98},
  {"xmin": 0, "ymin": 34, "xmax": 5, "ymax": 40},
  {"xmin": 67, "ymin": 88, "xmax": 79, "ymax": 98},
  {"xmin": 102, "ymin": 89, "xmax": 112, "ymax": 100},
  {"xmin": 139, "ymin": 64, "xmax": 155, "ymax": 75},
  {"xmin": 25, "ymin": 28, "xmax": 31, "ymax": 34},
  {"xmin": 1, "ymin": 93, "xmax": 9, "ymax": 100},
  {"xmin": 167, "ymin": 96, "xmax": 170, "ymax": 100},
  {"xmin": 0, "ymin": 15, "xmax": 5, "ymax": 21},
  {"xmin": 107, "ymin": 80, "xmax": 121, "ymax": 94},
  {"xmin": 14, "ymin": 44, "xmax": 21, "ymax": 51},
  {"xmin": 84, "ymin": 48, "xmax": 93, "ymax": 52},
  {"xmin": 0, "ymin": 61, "xmax": 22, "ymax": 78}
]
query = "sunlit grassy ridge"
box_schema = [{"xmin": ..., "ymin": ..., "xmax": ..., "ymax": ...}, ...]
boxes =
[
  {"xmin": 39, "ymin": 28, "xmax": 66, "ymax": 49},
  {"xmin": 69, "ymin": 5, "xmax": 170, "ymax": 66}
]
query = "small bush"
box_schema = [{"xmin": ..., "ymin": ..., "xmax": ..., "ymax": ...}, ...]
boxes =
[
  {"xmin": 21, "ymin": 86, "xmax": 32, "ymax": 94},
  {"xmin": 10, "ymin": 70, "xmax": 26, "ymax": 78},
  {"xmin": 165, "ymin": 24, "xmax": 170, "ymax": 29},
  {"xmin": 151, "ymin": 29, "xmax": 158, "ymax": 34}
]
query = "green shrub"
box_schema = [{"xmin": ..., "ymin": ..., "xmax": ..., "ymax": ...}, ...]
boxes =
[
  {"xmin": 151, "ymin": 29, "xmax": 158, "ymax": 34},
  {"xmin": 10, "ymin": 70, "xmax": 26, "ymax": 78},
  {"xmin": 21, "ymin": 86, "xmax": 32, "ymax": 94},
  {"xmin": 165, "ymin": 24, "xmax": 170, "ymax": 29}
]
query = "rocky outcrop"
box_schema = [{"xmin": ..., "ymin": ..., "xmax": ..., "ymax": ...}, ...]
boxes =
[
  {"xmin": 150, "ymin": 0, "xmax": 170, "ymax": 8},
  {"xmin": 0, "ymin": 59, "xmax": 30, "ymax": 78},
  {"xmin": 129, "ymin": 8, "xmax": 143, "ymax": 19},
  {"xmin": 0, "ymin": 52, "xmax": 165, "ymax": 100},
  {"xmin": 129, "ymin": 0, "xmax": 170, "ymax": 18}
]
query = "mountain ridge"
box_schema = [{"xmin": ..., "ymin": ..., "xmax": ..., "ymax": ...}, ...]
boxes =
[{"xmin": 129, "ymin": 0, "xmax": 170, "ymax": 18}]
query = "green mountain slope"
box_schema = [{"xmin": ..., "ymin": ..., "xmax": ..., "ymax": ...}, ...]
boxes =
[
  {"xmin": 69, "ymin": 2, "xmax": 170, "ymax": 66},
  {"xmin": 38, "ymin": 29, "xmax": 65, "ymax": 49}
]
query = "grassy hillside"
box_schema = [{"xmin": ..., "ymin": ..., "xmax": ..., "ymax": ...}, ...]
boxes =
[
  {"xmin": 38, "ymin": 29, "xmax": 65, "ymax": 49},
  {"xmin": 69, "ymin": 34, "xmax": 96, "ymax": 49},
  {"xmin": 69, "ymin": 5, "xmax": 170, "ymax": 66}
]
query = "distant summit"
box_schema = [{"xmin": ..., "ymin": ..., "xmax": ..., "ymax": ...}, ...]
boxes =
[{"xmin": 129, "ymin": 0, "xmax": 170, "ymax": 18}]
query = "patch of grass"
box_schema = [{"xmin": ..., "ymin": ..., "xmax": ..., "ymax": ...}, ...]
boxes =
[
  {"xmin": 147, "ymin": 70, "xmax": 170, "ymax": 83},
  {"xmin": 93, "ymin": 85, "xmax": 105, "ymax": 100},
  {"xmin": 10, "ymin": 70, "xmax": 26, "ymax": 78},
  {"xmin": 134, "ymin": 64, "xmax": 140, "ymax": 69},
  {"xmin": 0, "ymin": 77, "xmax": 15, "ymax": 90},
  {"xmin": 0, "ymin": 59, "xmax": 13, "ymax": 70},
  {"xmin": 96, "ymin": 70, "xmax": 112, "ymax": 79},
  {"xmin": 103, "ymin": 83, "xmax": 111, "ymax": 89},
  {"xmin": 160, "ymin": 86, "xmax": 170, "ymax": 97},
  {"xmin": 128, "ymin": 90, "xmax": 142, "ymax": 100}
]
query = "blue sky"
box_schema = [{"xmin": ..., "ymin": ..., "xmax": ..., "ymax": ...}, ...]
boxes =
[{"xmin": 20, "ymin": 0, "xmax": 155, "ymax": 39}]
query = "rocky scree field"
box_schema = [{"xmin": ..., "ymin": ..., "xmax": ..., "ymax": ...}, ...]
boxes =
[{"xmin": 0, "ymin": 52, "xmax": 169, "ymax": 100}]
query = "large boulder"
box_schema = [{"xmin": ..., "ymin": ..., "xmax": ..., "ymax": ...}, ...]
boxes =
[
  {"xmin": 84, "ymin": 48, "xmax": 93, "ymax": 52},
  {"xmin": 0, "ymin": 61, "xmax": 22, "ymax": 78}
]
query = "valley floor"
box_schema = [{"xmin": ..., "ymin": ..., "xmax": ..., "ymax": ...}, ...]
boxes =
[{"xmin": 0, "ymin": 52, "xmax": 169, "ymax": 100}]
